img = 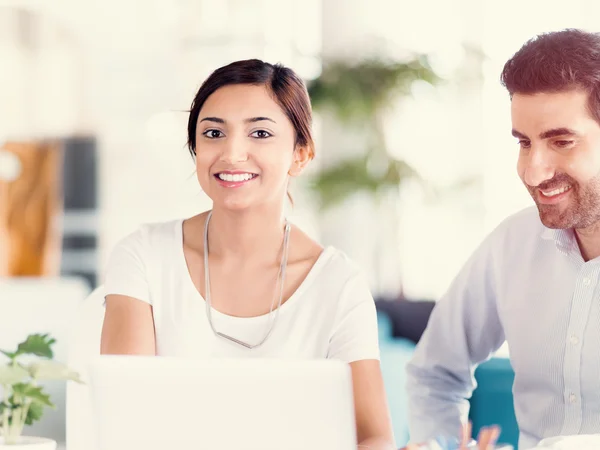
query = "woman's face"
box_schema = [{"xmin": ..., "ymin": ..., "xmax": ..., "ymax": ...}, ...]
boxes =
[{"xmin": 194, "ymin": 84, "xmax": 310, "ymax": 211}]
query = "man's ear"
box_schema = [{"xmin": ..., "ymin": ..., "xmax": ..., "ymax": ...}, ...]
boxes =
[{"xmin": 288, "ymin": 145, "xmax": 313, "ymax": 177}]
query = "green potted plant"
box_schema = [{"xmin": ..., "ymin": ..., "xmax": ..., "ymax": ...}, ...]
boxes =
[
  {"xmin": 0, "ymin": 334, "xmax": 82, "ymax": 449},
  {"xmin": 306, "ymin": 56, "xmax": 441, "ymax": 295},
  {"xmin": 307, "ymin": 55, "xmax": 442, "ymax": 209}
]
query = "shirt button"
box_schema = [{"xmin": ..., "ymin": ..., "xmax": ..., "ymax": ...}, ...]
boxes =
[
  {"xmin": 570, "ymin": 335, "xmax": 580, "ymax": 345},
  {"xmin": 569, "ymin": 393, "xmax": 577, "ymax": 403},
  {"xmin": 583, "ymin": 277, "xmax": 591, "ymax": 286}
]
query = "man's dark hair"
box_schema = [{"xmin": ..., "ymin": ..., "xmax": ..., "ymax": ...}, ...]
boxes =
[{"xmin": 501, "ymin": 28, "xmax": 600, "ymax": 124}]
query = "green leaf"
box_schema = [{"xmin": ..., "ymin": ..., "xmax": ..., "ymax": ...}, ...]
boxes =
[
  {"xmin": 305, "ymin": 55, "xmax": 440, "ymax": 211},
  {"xmin": 0, "ymin": 349, "xmax": 16, "ymax": 360},
  {"xmin": 308, "ymin": 56, "xmax": 441, "ymax": 124},
  {"xmin": 11, "ymin": 384, "xmax": 54, "ymax": 408},
  {"xmin": 15, "ymin": 334, "xmax": 55, "ymax": 359},
  {"xmin": 24, "ymin": 402, "xmax": 44, "ymax": 426},
  {"xmin": 309, "ymin": 153, "xmax": 421, "ymax": 210},
  {"xmin": 28, "ymin": 361, "xmax": 84, "ymax": 384},
  {"xmin": 0, "ymin": 365, "xmax": 29, "ymax": 385}
]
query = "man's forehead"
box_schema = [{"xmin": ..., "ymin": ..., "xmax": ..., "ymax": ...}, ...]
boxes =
[
  {"xmin": 511, "ymin": 91, "xmax": 592, "ymax": 133},
  {"xmin": 512, "ymin": 90, "xmax": 588, "ymax": 114}
]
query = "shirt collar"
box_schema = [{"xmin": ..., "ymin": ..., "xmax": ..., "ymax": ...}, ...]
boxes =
[{"xmin": 541, "ymin": 227, "xmax": 579, "ymax": 255}]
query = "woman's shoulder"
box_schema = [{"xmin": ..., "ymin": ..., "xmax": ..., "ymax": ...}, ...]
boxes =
[
  {"xmin": 290, "ymin": 225, "xmax": 364, "ymax": 282},
  {"xmin": 317, "ymin": 244, "xmax": 361, "ymax": 269},
  {"xmin": 295, "ymin": 241, "xmax": 368, "ymax": 298},
  {"xmin": 318, "ymin": 246, "xmax": 367, "ymax": 285},
  {"xmin": 110, "ymin": 218, "xmax": 184, "ymax": 255},
  {"xmin": 103, "ymin": 218, "xmax": 185, "ymax": 301}
]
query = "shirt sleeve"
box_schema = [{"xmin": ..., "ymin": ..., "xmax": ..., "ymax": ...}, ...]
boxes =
[
  {"xmin": 102, "ymin": 227, "xmax": 152, "ymax": 305},
  {"xmin": 405, "ymin": 231, "xmax": 506, "ymax": 444},
  {"xmin": 327, "ymin": 270, "xmax": 380, "ymax": 363}
]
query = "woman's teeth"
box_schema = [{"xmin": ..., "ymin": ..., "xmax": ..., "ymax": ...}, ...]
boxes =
[
  {"xmin": 218, "ymin": 173, "xmax": 255, "ymax": 182},
  {"xmin": 540, "ymin": 185, "xmax": 571, "ymax": 197}
]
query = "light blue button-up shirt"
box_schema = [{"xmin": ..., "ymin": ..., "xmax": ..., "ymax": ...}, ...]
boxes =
[{"xmin": 406, "ymin": 206, "xmax": 600, "ymax": 449}]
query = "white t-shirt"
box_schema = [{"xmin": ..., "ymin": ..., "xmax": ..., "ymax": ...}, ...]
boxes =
[{"xmin": 103, "ymin": 219, "xmax": 380, "ymax": 363}]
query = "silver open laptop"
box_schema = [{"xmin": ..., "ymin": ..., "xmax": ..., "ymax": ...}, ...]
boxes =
[{"xmin": 88, "ymin": 356, "xmax": 357, "ymax": 450}]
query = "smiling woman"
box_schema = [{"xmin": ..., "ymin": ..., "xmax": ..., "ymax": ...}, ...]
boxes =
[
  {"xmin": 99, "ymin": 59, "xmax": 395, "ymax": 450},
  {"xmin": 187, "ymin": 61, "xmax": 315, "ymax": 207},
  {"xmin": 191, "ymin": 82, "xmax": 309, "ymax": 209}
]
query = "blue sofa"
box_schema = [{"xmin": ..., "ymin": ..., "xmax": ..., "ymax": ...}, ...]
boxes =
[
  {"xmin": 376, "ymin": 310, "xmax": 519, "ymax": 449},
  {"xmin": 377, "ymin": 311, "xmax": 415, "ymax": 446}
]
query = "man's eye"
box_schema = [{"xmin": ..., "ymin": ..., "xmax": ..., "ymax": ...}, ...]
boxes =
[
  {"xmin": 555, "ymin": 140, "xmax": 574, "ymax": 148},
  {"xmin": 519, "ymin": 140, "xmax": 531, "ymax": 148}
]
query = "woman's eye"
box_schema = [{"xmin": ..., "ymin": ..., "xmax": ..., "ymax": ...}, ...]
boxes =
[
  {"xmin": 250, "ymin": 130, "xmax": 272, "ymax": 139},
  {"xmin": 203, "ymin": 129, "xmax": 224, "ymax": 139}
]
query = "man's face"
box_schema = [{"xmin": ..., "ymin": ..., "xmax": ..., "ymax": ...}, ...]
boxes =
[{"xmin": 512, "ymin": 89, "xmax": 600, "ymax": 229}]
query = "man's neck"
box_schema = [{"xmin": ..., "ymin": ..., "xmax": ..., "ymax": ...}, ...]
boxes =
[{"xmin": 575, "ymin": 221, "xmax": 600, "ymax": 262}]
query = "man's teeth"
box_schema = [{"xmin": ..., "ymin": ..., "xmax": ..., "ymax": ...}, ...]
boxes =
[
  {"xmin": 218, "ymin": 173, "xmax": 255, "ymax": 182},
  {"xmin": 541, "ymin": 185, "xmax": 571, "ymax": 197}
]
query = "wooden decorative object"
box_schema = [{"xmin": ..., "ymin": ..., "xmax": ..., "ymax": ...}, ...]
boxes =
[{"xmin": 0, "ymin": 141, "xmax": 63, "ymax": 276}]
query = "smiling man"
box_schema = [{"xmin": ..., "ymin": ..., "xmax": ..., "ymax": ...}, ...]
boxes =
[
  {"xmin": 511, "ymin": 86, "xmax": 600, "ymax": 260},
  {"xmin": 406, "ymin": 29, "xmax": 600, "ymax": 450}
]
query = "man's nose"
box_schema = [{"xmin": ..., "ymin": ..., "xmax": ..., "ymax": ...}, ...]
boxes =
[{"xmin": 521, "ymin": 146, "xmax": 555, "ymax": 187}]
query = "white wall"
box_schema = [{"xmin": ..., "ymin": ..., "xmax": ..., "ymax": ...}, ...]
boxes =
[
  {"xmin": 0, "ymin": 5, "xmax": 84, "ymax": 141},
  {"xmin": 318, "ymin": 0, "xmax": 488, "ymax": 299}
]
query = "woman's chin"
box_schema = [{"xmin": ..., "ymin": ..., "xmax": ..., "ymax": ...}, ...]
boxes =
[
  {"xmin": 209, "ymin": 190, "xmax": 284, "ymax": 212},
  {"xmin": 212, "ymin": 197, "xmax": 255, "ymax": 211}
]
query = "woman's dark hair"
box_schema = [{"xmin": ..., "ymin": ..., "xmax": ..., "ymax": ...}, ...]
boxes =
[
  {"xmin": 187, "ymin": 59, "xmax": 315, "ymax": 159},
  {"xmin": 500, "ymin": 28, "xmax": 600, "ymax": 124}
]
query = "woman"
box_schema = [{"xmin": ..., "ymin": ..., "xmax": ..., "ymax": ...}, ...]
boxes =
[{"xmin": 100, "ymin": 59, "xmax": 395, "ymax": 450}]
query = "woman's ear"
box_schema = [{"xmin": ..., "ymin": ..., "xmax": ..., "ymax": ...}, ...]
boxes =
[{"xmin": 288, "ymin": 145, "xmax": 313, "ymax": 177}]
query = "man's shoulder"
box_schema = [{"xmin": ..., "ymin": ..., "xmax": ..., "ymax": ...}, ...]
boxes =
[
  {"xmin": 499, "ymin": 204, "xmax": 541, "ymax": 228},
  {"xmin": 472, "ymin": 206, "xmax": 547, "ymax": 263},
  {"xmin": 489, "ymin": 205, "xmax": 545, "ymax": 242}
]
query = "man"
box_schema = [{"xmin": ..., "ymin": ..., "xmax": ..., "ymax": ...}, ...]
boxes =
[{"xmin": 406, "ymin": 28, "xmax": 600, "ymax": 450}]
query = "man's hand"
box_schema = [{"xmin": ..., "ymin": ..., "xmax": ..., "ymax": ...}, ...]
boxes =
[
  {"xmin": 460, "ymin": 422, "xmax": 500, "ymax": 449},
  {"xmin": 402, "ymin": 422, "xmax": 501, "ymax": 449}
]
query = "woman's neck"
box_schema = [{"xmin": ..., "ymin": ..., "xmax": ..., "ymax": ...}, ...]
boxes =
[{"xmin": 205, "ymin": 205, "xmax": 288, "ymax": 263}]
